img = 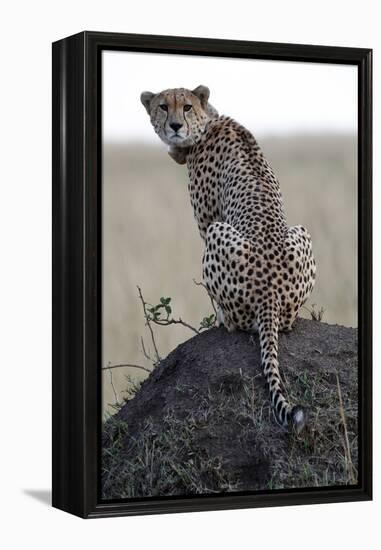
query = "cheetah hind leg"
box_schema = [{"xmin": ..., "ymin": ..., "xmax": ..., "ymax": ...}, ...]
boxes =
[
  {"xmin": 279, "ymin": 224, "xmax": 316, "ymax": 333},
  {"xmin": 257, "ymin": 304, "xmax": 307, "ymax": 433}
]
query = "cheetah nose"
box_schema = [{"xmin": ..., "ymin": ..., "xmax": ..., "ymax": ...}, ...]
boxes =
[{"xmin": 170, "ymin": 122, "xmax": 183, "ymax": 132}]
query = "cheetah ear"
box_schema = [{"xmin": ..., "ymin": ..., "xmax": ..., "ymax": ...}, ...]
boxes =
[
  {"xmin": 140, "ymin": 91, "xmax": 155, "ymax": 115},
  {"xmin": 192, "ymin": 85, "xmax": 210, "ymax": 109}
]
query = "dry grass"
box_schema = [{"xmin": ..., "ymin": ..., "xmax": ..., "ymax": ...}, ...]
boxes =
[
  {"xmin": 102, "ymin": 411, "xmax": 239, "ymax": 498},
  {"xmin": 102, "ymin": 364, "xmax": 358, "ymax": 498}
]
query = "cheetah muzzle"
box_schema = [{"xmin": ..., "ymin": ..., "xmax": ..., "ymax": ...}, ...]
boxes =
[{"xmin": 141, "ymin": 85, "xmax": 316, "ymax": 432}]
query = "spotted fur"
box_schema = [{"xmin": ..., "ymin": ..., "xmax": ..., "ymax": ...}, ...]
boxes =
[{"xmin": 141, "ymin": 86, "xmax": 316, "ymax": 432}]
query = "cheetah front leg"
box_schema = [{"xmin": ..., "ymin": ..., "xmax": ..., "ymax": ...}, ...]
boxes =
[
  {"xmin": 216, "ymin": 306, "xmax": 236, "ymax": 332},
  {"xmin": 279, "ymin": 225, "xmax": 316, "ymax": 332},
  {"xmin": 217, "ymin": 305, "xmax": 257, "ymax": 334}
]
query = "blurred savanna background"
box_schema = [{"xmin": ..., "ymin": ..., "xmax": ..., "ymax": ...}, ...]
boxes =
[{"xmin": 102, "ymin": 52, "xmax": 357, "ymax": 417}]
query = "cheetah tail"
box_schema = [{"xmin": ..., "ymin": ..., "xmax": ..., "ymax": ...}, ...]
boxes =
[{"xmin": 257, "ymin": 310, "xmax": 307, "ymax": 433}]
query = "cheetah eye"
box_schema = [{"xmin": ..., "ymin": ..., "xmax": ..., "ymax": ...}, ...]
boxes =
[
  {"xmin": 184, "ymin": 104, "xmax": 192, "ymax": 112},
  {"xmin": 159, "ymin": 104, "xmax": 168, "ymax": 112}
]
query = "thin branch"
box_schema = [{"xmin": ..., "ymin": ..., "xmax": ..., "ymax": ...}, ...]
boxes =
[
  {"xmin": 193, "ymin": 278, "xmax": 217, "ymax": 316},
  {"xmin": 108, "ymin": 367, "xmax": 118, "ymax": 404},
  {"xmin": 141, "ymin": 336, "xmax": 154, "ymax": 363},
  {"xmin": 151, "ymin": 317, "xmax": 199, "ymax": 334},
  {"xmin": 137, "ymin": 285, "xmax": 161, "ymax": 363},
  {"xmin": 102, "ymin": 363, "xmax": 151, "ymax": 374}
]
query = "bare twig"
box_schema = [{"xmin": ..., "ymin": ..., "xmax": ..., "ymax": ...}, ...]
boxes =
[
  {"xmin": 108, "ymin": 367, "xmax": 118, "ymax": 404},
  {"xmin": 193, "ymin": 278, "xmax": 217, "ymax": 316},
  {"xmin": 336, "ymin": 374, "xmax": 357, "ymax": 484},
  {"xmin": 102, "ymin": 363, "xmax": 151, "ymax": 374},
  {"xmin": 137, "ymin": 286, "xmax": 161, "ymax": 363},
  {"xmin": 141, "ymin": 336, "xmax": 154, "ymax": 363},
  {"xmin": 149, "ymin": 317, "xmax": 199, "ymax": 334}
]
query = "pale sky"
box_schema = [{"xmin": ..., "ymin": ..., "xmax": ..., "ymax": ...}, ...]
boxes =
[{"xmin": 103, "ymin": 50, "xmax": 357, "ymax": 143}]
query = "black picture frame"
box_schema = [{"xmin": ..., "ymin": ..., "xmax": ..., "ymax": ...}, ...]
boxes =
[{"xmin": 52, "ymin": 31, "xmax": 372, "ymax": 519}]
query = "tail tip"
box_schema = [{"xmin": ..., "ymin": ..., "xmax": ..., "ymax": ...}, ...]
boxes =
[{"xmin": 291, "ymin": 405, "xmax": 308, "ymax": 434}]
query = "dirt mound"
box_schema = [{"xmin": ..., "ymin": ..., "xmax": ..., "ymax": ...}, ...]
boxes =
[{"xmin": 102, "ymin": 318, "xmax": 358, "ymax": 499}]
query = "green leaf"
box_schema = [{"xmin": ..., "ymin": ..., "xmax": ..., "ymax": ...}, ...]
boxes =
[{"xmin": 199, "ymin": 313, "xmax": 216, "ymax": 330}]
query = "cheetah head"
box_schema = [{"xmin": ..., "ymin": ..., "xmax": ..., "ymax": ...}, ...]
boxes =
[{"xmin": 140, "ymin": 86, "xmax": 218, "ymax": 148}]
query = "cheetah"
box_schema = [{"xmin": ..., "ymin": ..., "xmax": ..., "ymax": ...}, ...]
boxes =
[{"xmin": 141, "ymin": 85, "xmax": 316, "ymax": 432}]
